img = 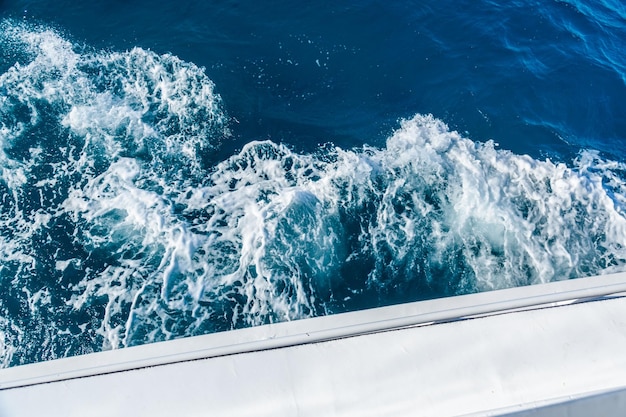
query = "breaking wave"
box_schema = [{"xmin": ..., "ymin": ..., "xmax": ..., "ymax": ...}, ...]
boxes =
[{"xmin": 1, "ymin": 22, "xmax": 626, "ymax": 367}]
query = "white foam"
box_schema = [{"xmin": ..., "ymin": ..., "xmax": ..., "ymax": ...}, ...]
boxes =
[
  {"xmin": 376, "ymin": 115, "xmax": 626, "ymax": 289},
  {"xmin": 0, "ymin": 316, "xmax": 21, "ymax": 369},
  {"xmin": 0, "ymin": 21, "xmax": 227, "ymax": 361},
  {"xmin": 3, "ymin": 21, "xmax": 626, "ymax": 366}
]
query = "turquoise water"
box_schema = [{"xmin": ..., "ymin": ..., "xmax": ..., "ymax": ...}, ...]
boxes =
[{"xmin": 0, "ymin": 1, "xmax": 625, "ymax": 366}]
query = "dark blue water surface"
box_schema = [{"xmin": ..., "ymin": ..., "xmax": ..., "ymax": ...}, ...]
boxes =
[{"xmin": 0, "ymin": 0, "xmax": 624, "ymax": 366}]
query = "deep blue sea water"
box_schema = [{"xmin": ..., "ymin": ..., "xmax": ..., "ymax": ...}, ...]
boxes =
[{"xmin": 0, "ymin": 0, "xmax": 624, "ymax": 366}]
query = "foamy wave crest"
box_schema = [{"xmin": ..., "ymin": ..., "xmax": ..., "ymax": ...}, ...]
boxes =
[
  {"xmin": 2, "ymin": 21, "xmax": 626, "ymax": 368},
  {"xmin": 0, "ymin": 21, "xmax": 227, "ymax": 365},
  {"xmin": 375, "ymin": 116, "xmax": 626, "ymax": 291},
  {"xmin": 76, "ymin": 114, "xmax": 626, "ymax": 354}
]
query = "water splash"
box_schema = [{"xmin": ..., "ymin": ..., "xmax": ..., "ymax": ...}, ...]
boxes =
[{"xmin": 1, "ymin": 22, "xmax": 626, "ymax": 367}]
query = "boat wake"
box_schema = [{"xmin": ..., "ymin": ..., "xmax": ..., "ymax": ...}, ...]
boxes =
[{"xmin": 1, "ymin": 22, "xmax": 626, "ymax": 367}]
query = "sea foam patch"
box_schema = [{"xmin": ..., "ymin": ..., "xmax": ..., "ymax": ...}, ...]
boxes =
[
  {"xmin": 1, "ymin": 22, "xmax": 626, "ymax": 367},
  {"xmin": 0, "ymin": 21, "xmax": 227, "ymax": 364}
]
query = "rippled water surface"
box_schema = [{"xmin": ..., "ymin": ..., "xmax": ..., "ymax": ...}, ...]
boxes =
[{"xmin": 0, "ymin": 0, "xmax": 625, "ymax": 366}]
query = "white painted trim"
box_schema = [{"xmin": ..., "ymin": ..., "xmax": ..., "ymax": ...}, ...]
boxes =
[{"xmin": 462, "ymin": 386, "xmax": 626, "ymax": 417}]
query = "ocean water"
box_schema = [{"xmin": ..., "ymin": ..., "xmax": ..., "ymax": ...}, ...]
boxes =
[{"xmin": 0, "ymin": 0, "xmax": 625, "ymax": 367}]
